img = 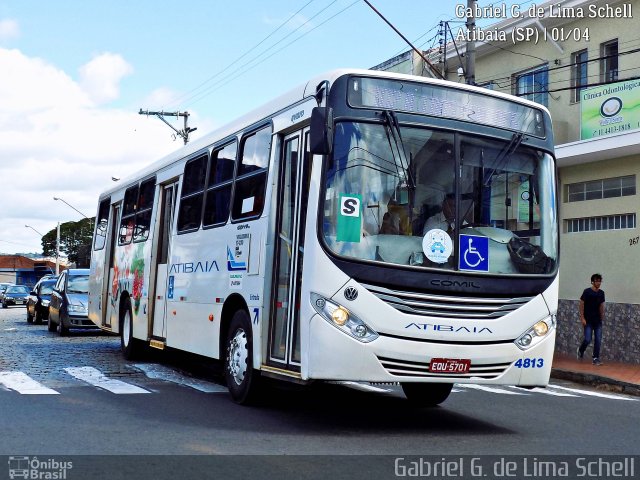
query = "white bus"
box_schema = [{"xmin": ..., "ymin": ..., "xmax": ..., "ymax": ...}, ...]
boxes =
[{"xmin": 88, "ymin": 69, "xmax": 558, "ymax": 406}]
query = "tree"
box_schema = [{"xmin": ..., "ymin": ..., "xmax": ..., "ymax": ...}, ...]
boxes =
[{"xmin": 42, "ymin": 218, "xmax": 94, "ymax": 266}]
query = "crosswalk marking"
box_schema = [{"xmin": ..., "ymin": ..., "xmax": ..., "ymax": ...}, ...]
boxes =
[
  {"xmin": 332, "ymin": 381, "xmax": 393, "ymax": 393},
  {"xmin": 0, "ymin": 368, "xmax": 636, "ymax": 402},
  {"xmin": 64, "ymin": 367, "xmax": 150, "ymax": 394},
  {"xmin": 509, "ymin": 386, "xmax": 578, "ymax": 397},
  {"xmin": 0, "ymin": 372, "xmax": 59, "ymax": 395},
  {"xmin": 459, "ymin": 384, "xmax": 527, "ymax": 395},
  {"xmin": 547, "ymin": 384, "xmax": 638, "ymax": 401},
  {"xmin": 132, "ymin": 363, "xmax": 227, "ymax": 393}
]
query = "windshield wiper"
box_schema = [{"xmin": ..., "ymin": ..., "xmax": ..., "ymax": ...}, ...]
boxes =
[
  {"xmin": 483, "ymin": 132, "xmax": 524, "ymax": 187},
  {"xmin": 381, "ymin": 110, "xmax": 416, "ymax": 191}
]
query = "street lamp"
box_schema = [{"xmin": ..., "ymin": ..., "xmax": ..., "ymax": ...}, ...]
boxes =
[
  {"xmin": 25, "ymin": 224, "xmax": 44, "ymax": 237},
  {"xmin": 53, "ymin": 196, "xmax": 90, "ymax": 220}
]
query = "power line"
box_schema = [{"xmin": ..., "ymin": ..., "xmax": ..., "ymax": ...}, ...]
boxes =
[
  {"xmin": 474, "ymin": 35, "xmax": 640, "ymax": 85},
  {"xmin": 175, "ymin": 0, "xmax": 345, "ymax": 109},
  {"xmin": 165, "ymin": 0, "xmax": 317, "ymax": 110},
  {"xmin": 363, "ymin": 0, "xmax": 443, "ymax": 79},
  {"xmin": 183, "ymin": 0, "xmax": 360, "ymax": 109},
  {"xmin": 480, "ymin": 46, "xmax": 640, "ymax": 91}
]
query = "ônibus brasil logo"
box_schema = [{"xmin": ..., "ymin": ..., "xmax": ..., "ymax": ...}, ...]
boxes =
[{"xmin": 8, "ymin": 456, "xmax": 73, "ymax": 479}]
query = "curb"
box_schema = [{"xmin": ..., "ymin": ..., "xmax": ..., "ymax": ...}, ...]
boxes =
[{"xmin": 551, "ymin": 368, "xmax": 640, "ymax": 397}]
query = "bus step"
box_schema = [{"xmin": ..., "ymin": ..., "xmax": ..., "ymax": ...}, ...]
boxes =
[{"xmin": 149, "ymin": 339, "xmax": 166, "ymax": 350}]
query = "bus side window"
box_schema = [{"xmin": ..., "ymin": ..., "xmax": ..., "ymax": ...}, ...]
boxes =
[
  {"xmin": 232, "ymin": 126, "xmax": 271, "ymax": 220},
  {"xmin": 119, "ymin": 185, "xmax": 139, "ymax": 245},
  {"xmin": 133, "ymin": 177, "xmax": 156, "ymax": 242},
  {"xmin": 177, "ymin": 153, "xmax": 208, "ymax": 232},
  {"xmin": 203, "ymin": 141, "xmax": 236, "ymax": 227},
  {"xmin": 93, "ymin": 197, "xmax": 111, "ymax": 250}
]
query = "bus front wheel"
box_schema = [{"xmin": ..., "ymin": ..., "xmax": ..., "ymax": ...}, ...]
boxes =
[
  {"xmin": 120, "ymin": 297, "xmax": 143, "ymax": 360},
  {"xmin": 224, "ymin": 310, "xmax": 261, "ymax": 405},
  {"xmin": 401, "ymin": 382, "xmax": 453, "ymax": 407}
]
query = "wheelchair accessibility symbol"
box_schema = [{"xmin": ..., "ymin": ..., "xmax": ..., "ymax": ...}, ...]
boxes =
[{"xmin": 459, "ymin": 234, "xmax": 489, "ymax": 272}]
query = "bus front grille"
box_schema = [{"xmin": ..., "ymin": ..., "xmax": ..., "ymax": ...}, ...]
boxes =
[
  {"xmin": 361, "ymin": 282, "xmax": 534, "ymax": 320},
  {"xmin": 377, "ymin": 356, "xmax": 511, "ymax": 379}
]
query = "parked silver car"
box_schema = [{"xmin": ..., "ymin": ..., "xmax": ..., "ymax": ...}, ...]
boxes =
[{"xmin": 47, "ymin": 269, "xmax": 96, "ymax": 335}]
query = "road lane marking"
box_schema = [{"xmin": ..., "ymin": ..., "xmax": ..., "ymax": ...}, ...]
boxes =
[
  {"xmin": 331, "ymin": 381, "xmax": 393, "ymax": 393},
  {"xmin": 0, "ymin": 372, "xmax": 60, "ymax": 395},
  {"xmin": 132, "ymin": 363, "xmax": 228, "ymax": 393},
  {"xmin": 459, "ymin": 384, "xmax": 527, "ymax": 395},
  {"xmin": 547, "ymin": 384, "xmax": 638, "ymax": 401},
  {"xmin": 64, "ymin": 367, "xmax": 150, "ymax": 394}
]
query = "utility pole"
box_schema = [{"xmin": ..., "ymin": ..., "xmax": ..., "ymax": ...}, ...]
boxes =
[
  {"xmin": 465, "ymin": 0, "xmax": 477, "ymax": 85},
  {"xmin": 55, "ymin": 222, "xmax": 60, "ymax": 275},
  {"xmin": 138, "ymin": 109, "xmax": 197, "ymax": 145}
]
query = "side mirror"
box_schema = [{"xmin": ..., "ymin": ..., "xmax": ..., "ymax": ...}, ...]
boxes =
[{"xmin": 309, "ymin": 107, "xmax": 333, "ymax": 155}]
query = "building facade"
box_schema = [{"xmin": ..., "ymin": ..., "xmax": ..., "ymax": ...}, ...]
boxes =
[
  {"xmin": 0, "ymin": 255, "xmax": 59, "ymax": 287},
  {"xmin": 374, "ymin": 0, "xmax": 640, "ymax": 363}
]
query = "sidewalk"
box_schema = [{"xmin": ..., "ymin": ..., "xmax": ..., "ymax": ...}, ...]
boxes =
[{"xmin": 551, "ymin": 353, "xmax": 640, "ymax": 397}]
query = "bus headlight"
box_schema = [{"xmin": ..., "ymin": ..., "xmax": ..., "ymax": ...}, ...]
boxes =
[
  {"xmin": 310, "ymin": 293, "xmax": 378, "ymax": 343},
  {"xmin": 515, "ymin": 315, "xmax": 556, "ymax": 350}
]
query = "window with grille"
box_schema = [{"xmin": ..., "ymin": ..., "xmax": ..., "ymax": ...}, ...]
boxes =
[{"xmin": 567, "ymin": 214, "xmax": 636, "ymax": 233}]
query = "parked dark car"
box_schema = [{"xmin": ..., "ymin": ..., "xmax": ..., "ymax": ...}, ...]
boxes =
[
  {"xmin": 26, "ymin": 279, "xmax": 57, "ymax": 324},
  {"xmin": 48, "ymin": 269, "xmax": 95, "ymax": 335},
  {"xmin": 2, "ymin": 285, "xmax": 30, "ymax": 308}
]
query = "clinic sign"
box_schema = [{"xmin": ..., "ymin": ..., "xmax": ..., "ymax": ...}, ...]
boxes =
[{"xmin": 581, "ymin": 78, "xmax": 640, "ymax": 139}]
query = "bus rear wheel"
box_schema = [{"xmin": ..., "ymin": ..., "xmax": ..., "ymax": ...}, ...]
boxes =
[
  {"xmin": 224, "ymin": 310, "xmax": 261, "ymax": 405},
  {"xmin": 401, "ymin": 382, "xmax": 453, "ymax": 407}
]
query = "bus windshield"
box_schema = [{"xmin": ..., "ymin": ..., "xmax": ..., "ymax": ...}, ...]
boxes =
[{"xmin": 322, "ymin": 121, "xmax": 558, "ymax": 275}]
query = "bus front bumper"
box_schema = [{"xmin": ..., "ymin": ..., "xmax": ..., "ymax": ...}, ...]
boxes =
[{"xmin": 307, "ymin": 314, "xmax": 555, "ymax": 387}]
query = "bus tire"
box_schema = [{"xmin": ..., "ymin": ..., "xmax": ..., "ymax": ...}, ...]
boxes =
[
  {"xmin": 401, "ymin": 382, "xmax": 453, "ymax": 407},
  {"xmin": 224, "ymin": 310, "xmax": 261, "ymax": 405},
  {"xmin": 58, "ymin": 314, "xmax": 69, "ymax": 336},
  {"xmin": 120, "ymin": 297, "xmax": 143, "ymax": 360},
  {"xmin": 47, "ymin": 314, "xmax": 57, "ymax": 332}
]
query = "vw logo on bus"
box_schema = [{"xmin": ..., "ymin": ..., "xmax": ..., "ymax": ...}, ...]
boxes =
[{"xmin": 344, "ymin": 287, "xmax": 358, "ymax": 301}]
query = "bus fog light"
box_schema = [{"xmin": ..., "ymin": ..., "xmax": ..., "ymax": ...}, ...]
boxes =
[
  {"xmin": 331, "ymin": 307, "xmax": 349, "ymax": 326},
  {"xmin": 353, "ymin": 325, "xmax": 367, "ymax": 337},
  {"xmin": 310, "ymin": 293, "xmax": 379, "ymax": 343},
  {"xmin": 519, "ymin": 334, "xmax": 532, "ymax": 347}
]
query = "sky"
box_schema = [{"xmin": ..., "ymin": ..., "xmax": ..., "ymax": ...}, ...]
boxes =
[{"xmin": 0, "ymin": 0, "xmax": 512, "ymax": 255}]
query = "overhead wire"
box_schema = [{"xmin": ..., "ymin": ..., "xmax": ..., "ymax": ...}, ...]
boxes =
[
  {"xmin": 182, "ymin": 0, "xmax": 360, "ymax": 109},
  {"xmin": 165, "ymin": 0, "xmax": 317, "ymax": 110}
]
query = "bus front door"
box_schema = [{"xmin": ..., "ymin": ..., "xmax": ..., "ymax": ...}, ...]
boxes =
[
  {"xmin": 268, "ymin": 129, "xmax": 311, "ymax": 371},
  {"xmin": 105, "ymin": 204, "xmax": 120, "ymax": 328},
  {"xmin": 150, "ymin": 182, "xmax": 177, "ymax": 344}
]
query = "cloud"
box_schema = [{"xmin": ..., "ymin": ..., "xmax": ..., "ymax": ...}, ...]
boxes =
[
  {"xmin": 79, "ymin": 52, "xmax": 134, "ymax": 104},
  {"xmin": 0, "ymin": 47, "xmax": 179, "ymax": 254},
  {"xmin": 0, "ymin": 19, "xmax": 20, "ymax": 40}
]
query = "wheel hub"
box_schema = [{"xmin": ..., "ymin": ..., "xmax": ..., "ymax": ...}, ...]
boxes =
[
  {"xmin": 228, "ymin": 328, "xmax": 248, "ymax": 385},
  {"xmin": 123, "ymin": 309, "xmax": 130, "ymax": 347}
]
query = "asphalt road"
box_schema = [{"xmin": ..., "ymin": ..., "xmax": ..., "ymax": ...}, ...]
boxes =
[{"xmin": 1, "ymin": 305, "xmax": 638, "ymax": 480}]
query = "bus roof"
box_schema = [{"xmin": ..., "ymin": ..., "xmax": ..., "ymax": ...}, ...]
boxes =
[{"xmin": 99, "ymin": 68, "xmax": 550, "ymax": 198}]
